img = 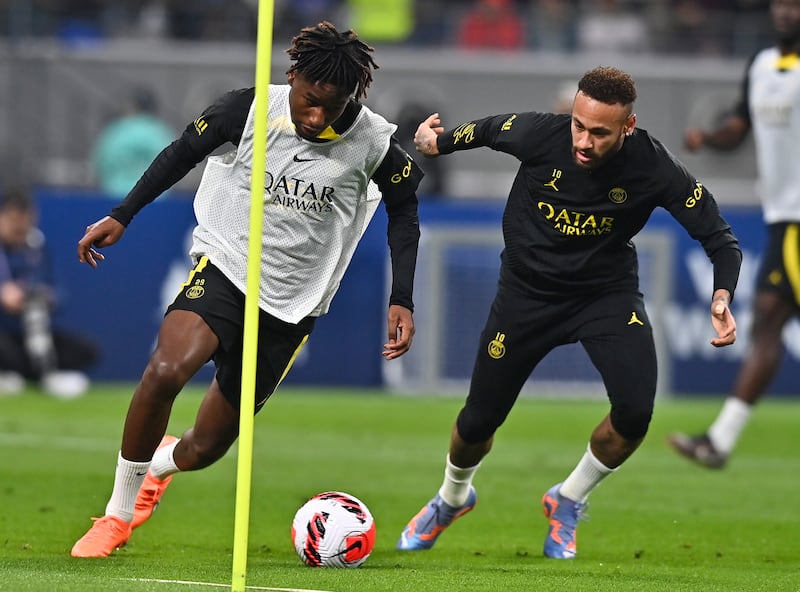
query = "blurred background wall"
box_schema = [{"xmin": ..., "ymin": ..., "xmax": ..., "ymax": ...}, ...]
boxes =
[
  {"xmin": 0, "ymin": 0, "xmax": 771, "ymax": 203},
  {"xmin": 0, "ymin": 45, "xmax": 758, "ymax": 204},
  {"xmin": 1, "ymin": 0, "xmax": 794, "ymax": 396}
]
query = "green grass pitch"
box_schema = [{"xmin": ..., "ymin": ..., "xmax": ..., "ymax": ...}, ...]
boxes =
[{"xmin": 1, "ymin": 385, "xmax": 798, "ymax": 592}]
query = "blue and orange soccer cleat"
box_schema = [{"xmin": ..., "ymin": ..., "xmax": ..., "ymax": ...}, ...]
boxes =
[
  {"xmin": 542, "ymin": 482, "xmax": 586, "ymax": 559},
  {"xmin": 396, "ymin": 487, "xmax": 477, "ymax": 550}
]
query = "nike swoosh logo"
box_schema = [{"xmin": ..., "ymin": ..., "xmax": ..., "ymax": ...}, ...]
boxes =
[
  {"xmin": 135, "ymin": 471, "xmax": 148, "ymax": 476},
  {"xmin": 293, "ymin": 154, "xmax": 318, "ymax": 162}
]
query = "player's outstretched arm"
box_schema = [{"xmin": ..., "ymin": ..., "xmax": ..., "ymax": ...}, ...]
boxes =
[
  {"xmin": 77, "ymin": 216, "xmax": 125, "ymax": 268},
  {"xmin": 684, "ymin": 115, "xmax": 749, "ymax": 153},
  {"xmin": 710, "ymin": 289, "xmax": 737, "ymax": 347},
  {"xmin": 383, "ymin": 304, "xmax": 415, "ymax": 360},
  {"xmin": 413, "ymin": 113, "xmax": 444, "ymax": 158}
]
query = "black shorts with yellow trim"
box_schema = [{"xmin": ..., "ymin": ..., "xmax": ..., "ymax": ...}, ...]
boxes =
[
  {"xmin": 459, "ymin": 266, "xmax": 657, "ymax": 441},
  {"xmin": 167, "ymin": 256, "xmax": 316, "ymax": 413},
  {"xmin": 756, "ymin": 222, "xmax": 800, "ymax": 307}
]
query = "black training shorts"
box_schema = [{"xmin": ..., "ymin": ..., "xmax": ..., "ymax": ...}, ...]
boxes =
[
  {"xmin": 167, "ymin": 256, "xmax": 315, "ymax": 412},
  {"xmin": 459, "ymin": 266, "xmax": 657, "ymax": 441},
  {"xmin": 756, "ymin": 223, "xmax": 800, "ymax": 307}
]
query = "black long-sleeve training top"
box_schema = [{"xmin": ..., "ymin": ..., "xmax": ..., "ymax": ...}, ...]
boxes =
[{"xmin": 437, "ymin": 112, "xmax": 742, "ymax": 300}]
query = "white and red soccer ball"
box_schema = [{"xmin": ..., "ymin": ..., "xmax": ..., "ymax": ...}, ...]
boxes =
[{"xmin": 291, "ymin": 491, "xmax": 376, "ymax": 568}]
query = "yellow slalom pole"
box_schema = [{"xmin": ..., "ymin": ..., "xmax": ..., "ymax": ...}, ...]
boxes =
[{"xmin": 231, "ymin": 1, "xmax": 273, "ymax": 591}]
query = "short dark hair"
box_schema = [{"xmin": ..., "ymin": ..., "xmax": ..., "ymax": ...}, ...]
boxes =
[
  {"xmin": 0, "ymin": 185, "xmax": 34, "ymax": 212},
  {"xmin": 578, "ymin": 67, "xmax": 637, "ymax": 107},
  {"xmin": 286, "ymin": 21, "xmax": 378, "ymax": 101}
]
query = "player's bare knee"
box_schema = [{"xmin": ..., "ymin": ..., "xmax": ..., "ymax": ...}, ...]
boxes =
[{"xmin": 142, "ymin": 357, "xmax": 193, "ymax": 393}]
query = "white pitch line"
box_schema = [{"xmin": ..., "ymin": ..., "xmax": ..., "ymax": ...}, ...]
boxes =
[{"xmin": 121, "ymin": 578, "xmax": 334, "ymax": 592}]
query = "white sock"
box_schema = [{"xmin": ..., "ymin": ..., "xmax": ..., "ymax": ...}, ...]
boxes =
[
  {"xmin": 149, "ymin": 439, "xmax": 181, "ymax": 480},
  {"xmin": 104, "ymin": 452, "xmax": 150, "ymax": 522},
  {"xmin": 559, "ymin": 445, "xmax": 615, "ymax": 502},
  {"xmin": 438, "ymin": 454, "xmax": 480, "ymax": 507},
  {"xmin": 708, "ymin": 397, "xmax": 752, "ymax": 454}
]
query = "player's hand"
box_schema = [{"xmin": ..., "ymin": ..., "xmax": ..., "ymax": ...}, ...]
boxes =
[
  {"xmin": 0, "ymin": 281, "xmax": 26, "ymax": 314},
  {"xmin": 413, "ymin": 113, "xmax": 444, "ymax": 158},
  {"xmin": 684, "ymin": 128, "xmax": 705, "ymax": 152},
  {"xmin": 77, "ymin": 216, "xmax": 125, "ymax": 268},
  {"xmin": 383, "ymin": 304, "xmax": 415, "ymax": 360},
  {"xmin": 710, "ymin": 290, "xmax": 736, "ymax": 347}
]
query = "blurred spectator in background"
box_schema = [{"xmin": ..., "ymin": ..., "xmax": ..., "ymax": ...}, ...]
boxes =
[
  {"xmin": 456, "ymin": 0, "xmax": 525, "ymax": 50},
  {"xmin": 666, "ymin": 0, "xmax": 733, "ymax": 56},
  {"xmin": 92, "ymin": 87, "xmax": 175, "ymax": 200},
  {"xmin": 407, "ymin": 0, "xmax": 452, "ymax": 46},
  {"xmin": 0, "ymin": 186, "xmax": 98, "ymax": 398},
  {"xmin": 163, "ymin": 0, "xmax": 256, "ymax": 41},
  {"xmin": 346, "ymin": 0, "xmax": 414, "ymax": 44},
  {"xmin": 527, "ymin": 0, "xmax": 578, "ymax": 51},
  {"xmin": 575, "ymin": 0, "xmax": 650, "ymax": 54},
  {"xmin": 55, "ymin": 1, "xmax": 106, "ymax": 46},
  {"xmin": 732, "ymin": 0, "xmax": 774, "ymax": 56},
  {"xmin": 0, "ymin": 0, "xmax": 774, "ymax": 55},
  {"xmin": 275, "ymin": 0, "xmax": 344, "ymax": 41}
]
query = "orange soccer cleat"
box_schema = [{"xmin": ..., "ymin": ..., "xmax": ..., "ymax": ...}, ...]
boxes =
[
  {"xmin": 131, "ymin": 435, "xmax": 179, "ymax": 530},
  {"xmin": 70, "ymin": 515, "xmax": 132, "ymax": 558}
]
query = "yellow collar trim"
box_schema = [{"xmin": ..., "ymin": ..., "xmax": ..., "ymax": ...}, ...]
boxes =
[
  {"xmin": 316, "ymin": 126, "xmax": 340, "ymax": 141},
  {"xmin": 775, "ymin": 53, "xmax": 799, "ymax": 71}
]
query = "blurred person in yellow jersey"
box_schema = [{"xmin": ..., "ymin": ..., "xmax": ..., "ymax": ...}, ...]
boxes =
[{"xmin": 346, "ymin": 0, "xmax": 414, "ymax": 44}]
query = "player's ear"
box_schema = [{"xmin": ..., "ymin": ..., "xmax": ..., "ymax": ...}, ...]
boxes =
[
  {"xmin": 287, "ymin": 71, "xmax": 295, "ymax": 86},
  {"xmin": 625, "ymin": 113, "xmax": 637, "ymax": 136}
]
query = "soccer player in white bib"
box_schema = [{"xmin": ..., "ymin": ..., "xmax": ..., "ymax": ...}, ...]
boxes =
[
  {"xmin": 668, "ymin": 0, "xmax": 800, "ymax": 469},
  {"xmin": 70, "ymin": 21, "xmax": 423, "ymax": 558}
]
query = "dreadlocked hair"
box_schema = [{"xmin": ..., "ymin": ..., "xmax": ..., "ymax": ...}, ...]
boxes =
[
  {"xmin": 286, "ymin": 21, "xmax": 377, "ymax": 101},
  {"xmin": 578, "ymin": 66, "xmax": 637, "ymax": 108}
]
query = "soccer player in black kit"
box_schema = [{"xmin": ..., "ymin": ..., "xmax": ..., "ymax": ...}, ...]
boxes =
[{"xmin": 396, "ymin": 66, "xmax": 742, "ymax": 559}]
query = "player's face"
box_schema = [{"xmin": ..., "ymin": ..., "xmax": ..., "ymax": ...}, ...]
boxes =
[
  {"xmin": 771, "ymin": 0, "xmax": 800, "ymax": 45},
  {"xmin": 0, "ymin": 208, "xmax": 34, "ymax": 248},
  {"xmin": 287, "ymin": 72, "xmax": 352, "ymax": 140},
  {"xmin": 570, "ymin": 91, "xmax": 635, "ymax": 170}
]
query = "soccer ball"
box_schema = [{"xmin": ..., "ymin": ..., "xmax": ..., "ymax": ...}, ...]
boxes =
[{"xmin": 291, "ymin": 491, "xmax": 376, "ymax": 568}]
